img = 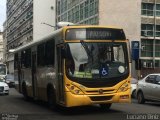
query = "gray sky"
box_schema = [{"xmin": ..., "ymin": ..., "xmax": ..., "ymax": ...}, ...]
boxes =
[{"xmin": 0, "ymin": 0, "xmax": 6, "ymax": 31}]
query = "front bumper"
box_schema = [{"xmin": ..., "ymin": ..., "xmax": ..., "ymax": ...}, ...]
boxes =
[{"xmin": 65, "ymin": 89, "xmax": 131, "ymax": 107}]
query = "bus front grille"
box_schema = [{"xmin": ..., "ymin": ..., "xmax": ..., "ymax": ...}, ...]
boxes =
[
  {"xmin": 85, "ymin": 89, "xmax": 116, "ymax": 95},
  {"xmin": 90, "ymin": 96, "xmax": 113, "ymax": 101}
]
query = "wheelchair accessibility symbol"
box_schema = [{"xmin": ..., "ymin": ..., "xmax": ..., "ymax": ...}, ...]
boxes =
[{"xmin": 100, "ymin": 67, "xmax": 108, "ymax": 76}]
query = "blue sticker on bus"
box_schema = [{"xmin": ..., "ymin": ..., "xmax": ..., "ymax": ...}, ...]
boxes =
[{"xmin": 99, "ymin": 67, "xmax": 108, "ymax": 76}]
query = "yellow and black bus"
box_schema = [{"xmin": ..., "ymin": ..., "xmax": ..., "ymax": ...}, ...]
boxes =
[{"xmin": 13, "ymin": 25, "xmax": 131, "ymax": 110}]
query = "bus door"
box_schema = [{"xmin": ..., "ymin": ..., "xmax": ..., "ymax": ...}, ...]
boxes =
[
  {"xmin": 31, "ymin": 52, "xmax": 37, "ymax": 99},
  {"xmin": 56, "ymin": 45, "xmax": 65, "ymax": 104}
]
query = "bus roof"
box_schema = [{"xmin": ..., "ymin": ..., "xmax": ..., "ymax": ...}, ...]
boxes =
[
  {"xmin": 11, "ymin": 25, "xmax": 124, "ymax": 53},
  {"xmin": 63, "ymin": 25, "xmax": 123, "ymax": 29}
]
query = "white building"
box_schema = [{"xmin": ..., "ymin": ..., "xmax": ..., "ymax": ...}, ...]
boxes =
[
  {"xmin": 4, "ymin": 0, "xmax": 56, "ymax": 73},
  {"xmin": 0, "ymin": 32, "xmax": 4, "ymax": 62}
]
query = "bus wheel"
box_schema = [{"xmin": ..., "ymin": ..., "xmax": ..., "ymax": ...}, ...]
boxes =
[
  {"xmin": 22, "ymin": 83, "xmax": 29, "ymax": 100},
  {"xmin": 99, "ymin": 103, "xmax": 112, "ymax": 110},
  {"xmin": 137, "ymin": 91, "xmax": 145, "ymax": 104},
  {"xmin": 47, "ymin": 87, "xmax": 57, "ymax": 110}
]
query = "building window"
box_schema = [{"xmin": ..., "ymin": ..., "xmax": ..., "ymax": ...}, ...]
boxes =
[
  {"xmin": 155, "ymin": 40, "xmax": 160, "ymax": 57},
  {"xmin": 156, "ymin": 25, "xmax": 160, "ymax": 37},
  {"xmin": 57, "ymin": 1, "xmax": 61, "ymax": 15},
  {"xmin": 141, "ymin": 60, "xmax": 160, "ymax": 68},
  {"xmin": 141, "ymin": 39, "xmax": 153, "ymax": 57},
  {"xmin": 155, "ymin": 60, "xmax": 160, "ymax": 67},
  {"xmin": 142, "ymin": 3, "xmax": 154, "ymax": 16},
  {"xmin": 156, "ymin": 4, "xmax": 160, "ymax": 16},
  {"xmin": 80, "ymin": 3, "xmax": 84, "ymax": 21},
  {"xmin": 142, "ymin": 3, "xmax": 160, "ymax": 17},
  {"xmin": 141, "ymin": 24, "xmax": 154, "ymax": 37},
  {"xmin": 141, "ymin": 24, "xmax": 160, "ymax": 37}
]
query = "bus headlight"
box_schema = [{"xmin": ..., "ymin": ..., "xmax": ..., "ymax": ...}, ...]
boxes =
[
  {"xmin": 118, "ymin": 82, "xmax": 129, "ymax": 92},
  {"xmin": 66, "ymin": 84, "xmax": 84, "ymax": 95}
]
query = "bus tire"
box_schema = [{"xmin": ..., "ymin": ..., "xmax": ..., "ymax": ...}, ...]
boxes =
[
  {"xmin": 99, "ymin": 103, "xmax": 112, "ymax": 110},
  {"xmin": 22, "ymin": 83, "xmax": 29, "ymax": 100},
  {"xmin": 47, "ymin": 87, "xmax": 57, "ymax": 110},
  {"xmin": 137, "ymin": 91, "xmax": 145, "ymax": 104}
]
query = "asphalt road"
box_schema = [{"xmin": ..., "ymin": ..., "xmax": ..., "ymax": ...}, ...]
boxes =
[{"xmin": 0, "ymin": 88, "xmax": 160, "ymax": 120}]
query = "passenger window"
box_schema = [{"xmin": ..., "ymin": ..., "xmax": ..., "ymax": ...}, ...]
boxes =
[
  {"xmin": 14, "ymin": 53, "xmax": 18, "ymax": 69},
  {"xmin": 37, "ymin": 43, "xmax": 45, "ymax": 66},
  {"xmin": 145, "ymin": 75, "xmax": 155, "ymax": 83},
  {"xmin": 155, "ymin": 76, "xmax": 160, "ymax": 84},
  {"xmin": 25, "ymin": 49, "xmax": 31, "ymax": 68},
  {"xmin": 21, "ymin": 50, "xmax": 25, "ymax": 68},
  {"xmin": 45, "ymin": 40, "xmax": 55, "ymax": 66},
  {"xmin": 37, "ymin": 40, "xmax": 55, "ymax": 67},
  {"xmin": 21, "ymin": 49, "xmax": 31, "ymax": 68}
]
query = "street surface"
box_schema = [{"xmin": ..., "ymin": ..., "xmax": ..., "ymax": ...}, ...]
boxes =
[{"xmin": 0, "ymin": 88, "xmax": 160, "ymax": 120}]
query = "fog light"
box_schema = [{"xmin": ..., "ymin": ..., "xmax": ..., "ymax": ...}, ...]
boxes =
[
  {"xmin": 66, "ymin": 84, "xmax": 84, "ymax": 95},
  {"xmin": 120, "ymin": 95, "xmax": 129, "ymax": 99},
  {"xmin": 75, "ymin": 90, "xmax": 80, "ymax": 94},
  {"xmin": 70, "ymin": 86, "xmax": 74, "ymax": 90}
]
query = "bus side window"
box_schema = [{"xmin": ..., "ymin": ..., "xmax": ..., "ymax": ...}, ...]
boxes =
[
  {"xmin": 25, "ymin": 49, "xmax": 31, "ymax": 68},
  {"xmin": 21, "ymin": 51, "xmax": 25, "ymax": 68},
  {"xmin": 20, "ymin": 49, "xmax": 31, "ymax": 68},
  {"xmin": 37, "ymin": 43, "xmax": 45, "ymax": 67},
  {"xmin": 45, "ymin": 40, "xmax": 55, "ymax": 66},
  {"xmin": 14, "ymin": 53, "xmax": 18, "ymax": 69}
]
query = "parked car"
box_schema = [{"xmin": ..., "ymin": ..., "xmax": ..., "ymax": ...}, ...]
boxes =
[
  {"xmin": 5, "ymin": 74, "xmax": 15, "ymax": 88},
  {"xmin": 0, "ymin": 78, "xmax": 9, "ymax": 95},
  {"xmin": 131, "ymin": 78, "xmax": 138, "ymax": 98},
  {"xmin": 136, "ymin": 73, "xmax": 160, "ymax": 104}
]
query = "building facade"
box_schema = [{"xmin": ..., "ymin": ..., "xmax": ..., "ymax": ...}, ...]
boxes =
[
  {"xmin": 5, "ymin": 0, "xmax": 56, "ymax": 73},
  {"xmin": 0, "ymin": 32, "xmax": 4, "ymax": 63},
  {"xmin": 3, "ymin": 21, "xmax": 9, "ymax": 69},
  {"xmin": 56, "ymin": 0, "xmax": 99, "ymax": 25},
  {"xmin": 140, "ymin": 0, "xmax": 160, "ymax": 77},
  {"xmin": 56, "ymin": 0, "xmax": 141, "ymax": 41}
]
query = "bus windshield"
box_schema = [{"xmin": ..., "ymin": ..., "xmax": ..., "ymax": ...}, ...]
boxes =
[
  {"xmin": 0, "ymin": 64, "xmax": 7, "ymax": 75},
  {"xmin": 65, "ymin": 42, "xmax": 129, "ymax": 79}
]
